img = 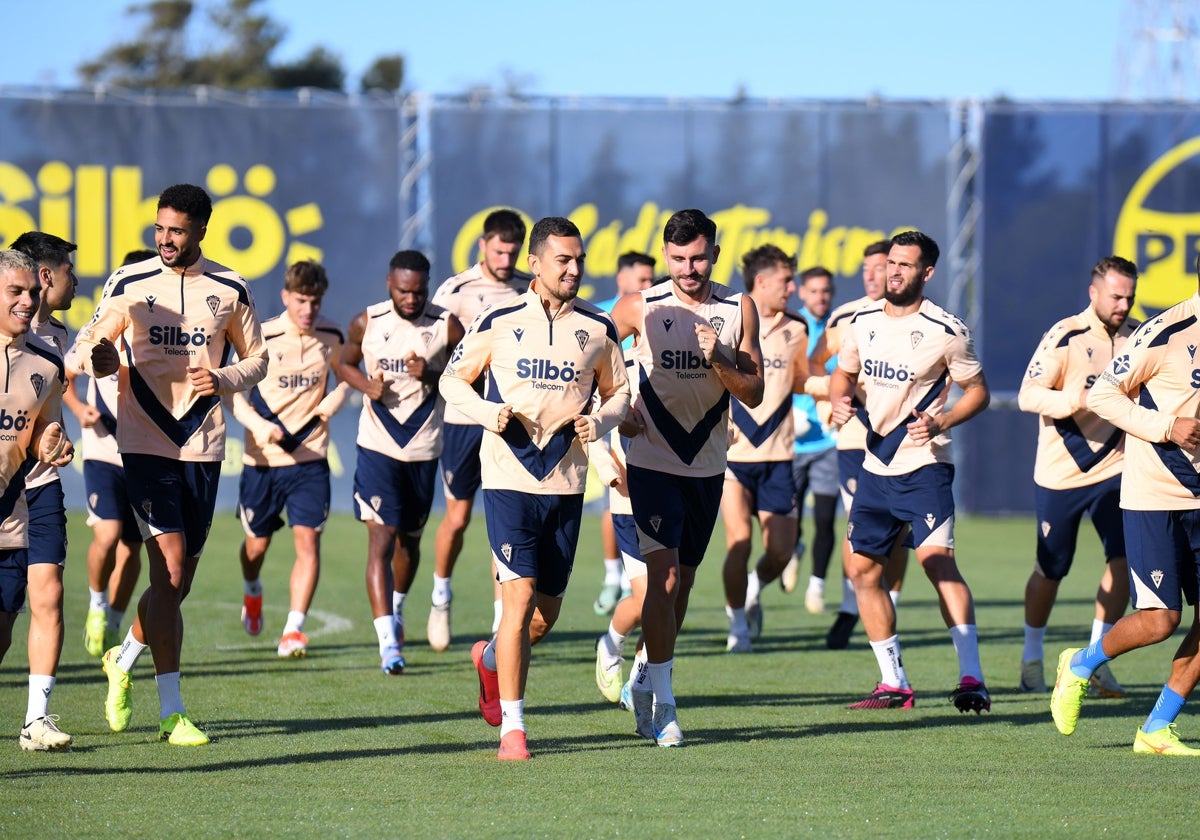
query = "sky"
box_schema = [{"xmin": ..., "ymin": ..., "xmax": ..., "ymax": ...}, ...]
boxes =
[{"xmin": 3, "ymin": 0, "xmax": 1187, "ymax": 101}]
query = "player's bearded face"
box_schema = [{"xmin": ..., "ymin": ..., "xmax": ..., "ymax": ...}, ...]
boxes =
[
  {"xmin": 884, "ymin": 245, "xmax": 930, "ymax": 307},
  {"xmin": 481, "ymin": 237, "xmax": 521, "ymax": 283},
  {"xmin": 155, "ymin": 207, "xmax": 205, "ymax": 268},
  {"xmin": 388, "ymin": 269, "xmax": 429, "ymax": 320},
  {"xmin": 531, "ymin": 235, "xmax": 584, "ymax": 305},
  {"xmin": 665, "ymin": 237, "xmax": 716, "ymax": 298}
]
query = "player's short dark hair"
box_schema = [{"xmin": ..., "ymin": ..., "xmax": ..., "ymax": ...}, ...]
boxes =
[
  {"xmin": 891, "ymin": 230, "xmax": 940, "ymax": 268},
  {"xmin": 284, "ymin": 260, "xmax": 329, "ymax": 296},
  {"xmin": 1092, "ymin": 255, "xmax": 1138, "ymax": 283},
  {"xmin": 158, "ymin": 184, "xmax": 213, "ymax": 226},
  {"xmin": 799, "ymin": 265, "xmax": 833, "ymax": 284},
  {"xmin": 863, "ymin": 239, "xmax": 892, "ymax": 258},
  {"xmin": 122, "ymin": 248, "xmax": 158, "ymax": 266},
  {"xmin": 8, "ymin": 231, "xmax": 77, "ymax": 267},
  {"xmin": 741, "ymin": 244, "xmax": 795, "ymax": 292},
  {"xmin": 528, "ymin": 216, "xmax": 582, "ymax": 256},
  {"xmin": 663, "ymin": 209, "xmax": 717, "ymax": 247},
  {"xmin": 389, "ymin": 249, "xmax": 431, "ymax": 277},
  {"xmin": 482, "ymin": 209, "xmax": 526, "ymax": 244},
  {"xmin": 617, "ymin": 251, "xmax": 655, "ymax": 271}
]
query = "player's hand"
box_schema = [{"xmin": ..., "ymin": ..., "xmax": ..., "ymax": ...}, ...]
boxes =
[
  {"xmin": 492, "ymin": 404, "xmax": 514, "ymax": 433},
  {"xmin": 77, "ymin": 405, "xmax": 102, "ymax": 428},
  {"xmin": 1170, "ymin": 416, "xmax": 1200, "ymax": 449},
  {"xmin": 187, "ymin": 367, "xmax": 219, "ymax": 396},
  {"xmin": 694, "ymin": 322, "xmax": 719, "ymax": 362},
  {"xmin": 829, "ymin": 395, "xmax": 854, "ymax": 427},
  {"xmin": 91, "ymin": 338, "xmax": 119, "ymax": 377},
  {"xmin": 1074, "ymin": 387, "xmax": 1090, "ymax": 412},
  {"xmin": 38, "ymin": 422, "xmax": 74, "ymax": 466},
  {"xmin": 573, "ymin": 414, "xmax": 597, "ymax": 443},
  {"xmin": 404, "ymin": 352, "xmax": 427, "ymax": 382},
  {"xmin": 363, "ymin": 370, "xmax": 388, "ymax": 401},
  {"xmin": 266, "ymin": 426, "xmax": 285, "ymax": 444},
  {"xmin": 618, "ymin": 407, "xmax": 645, "ymax": 438},
  {"xmin": 906, "ymin": 410, "xmax": 942, "ymax": 446}
]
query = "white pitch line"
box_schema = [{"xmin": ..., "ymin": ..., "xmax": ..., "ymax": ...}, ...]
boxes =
[{"xmin": 189, "ymin": 600, "xmax": 355, "ymax": 651}]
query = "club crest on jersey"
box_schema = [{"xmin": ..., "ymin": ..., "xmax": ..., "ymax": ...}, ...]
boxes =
[
  {"xmin": 649, "ymin": 515, "xmax": 662, "ymax": 533},
  {"xmin": 924, "ymin": 512, "xmax": 936, "ymax": 529},
  {"xmin": 501, "ymin": 543, "xmax": 513, "ymax": 562},
  {"xmin": 513, "ymin": 328, "xmax": 525, "ymax": 343},
  {"xmin": 1151, "ymin": 569, "xmax": 1164, "ymax": 588},
  {"xmin": 370, "ymin": 496, "xmax": 382, "ymax": 511},
  {"xmin": 421, "ymin": 331, "xmax": 433, "ymax": 347},
  {"xmin": 145, "ymin": 295, "xmax": 157, "ymax": 312},
  {"xmin": 206, "ymin": 295, "xmax": 220, "ymax": 316},
  {"xmin": 29, "ymin": 373, "xmax": 44, "ymax": 396},
  {"xmin": 663, "ymin": 318, "xmax": 674, "ymax": 333},
  {"xmin": 783, "ymin": 328, "xmax": 792, "ymax": 342},
  {"xmin": 1041, "ymin": 521, "xmax": 1051, "ymax": 538},
  {"xmin": 574, "ymin": 329, "xmax": 588, "ymax": 351},
  {"xmin": 910, "ymin": 331, "xmax": 923, "ymax": 349},
  {"xmin": 709, "ymin": 315, "xmax": 726, "ymax": 334}
]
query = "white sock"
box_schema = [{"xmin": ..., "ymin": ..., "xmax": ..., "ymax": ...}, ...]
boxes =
[
  {"xmin": 604, "ymin": 625, "xmax": 627, "ymax": 660},
  {"xmin": 839, "ymin": 577, "xmax": 858, "ymax": 613},
  {"xmin": 482, "ymin": 640, "xmax": 498, "ymax": 671},
  {"xmin": 244, "ymin": 579, "xmax": 262, "ymax": 598},
  {"xmin": 89, "ymin": 588, "xmax": 107, "ymax": 610},
  {"xmin": 155, "ymin": 672, "xmax": 184, "ymax": 718},
  {"xmin": 807, "ymin": 575, "xmax": 824, "ymax": 595},
  {"xmin": 431, "ymin": 574, "xmax": 452, "ymax": 607},
  {"xmin": 745, "ymin": 571, "xmax": 762, "ymax": 607},
  {"xmin": 284, "ymin": 610, "xmax": 306, "ymax": 635},
  {"xmin": 115, "ymin": 630, "xmax": 148, "ymax": 672},
  {"xmin": 1091, "ymin": 619, "xmax": 1113, "ymax": 646},
  {"xmin": 374, "ymin": 615, "xmax": 398, "ymax": 655},
  {"xmin": 888, "ymin": 589, "xmax": 901, "ymax": 607},
  {"xmin": 725, "ymin": 605, "xmax": 748, "ymax": 635},
  {"xmin": 603, "ymin": 558, "xmax": 622, "ymax": 586},
  {"xmin": 1022, "ymin": 623, "xmax": 1047, "ymax": 663},
  {"xmin": 26, "ymin": 674, "xmax": 54, "ymax": 723},
  {"xmin": 499, "ymin": 698, "xmax": 525, "ymax": 736},
  {"xmin": 631, "ymin": 651, "xmax": 651, "ymax": 693},
  {"xmin": 107, "ymin": 609, "xmax": 125, "ymax": 633},
  {"xmin": 392, "ymin": 591, "xmax": 406, "ymax": 618},
  {"xmin": 492, "ymin": 599, "xmax": 503, "ymax": 634},
  {"xmin": 949, "ymin": 624, "xmax": 983, "ymax": 682},
  {"xmin": 647, "ymin": 659, "xmax": 675, "ymax": 706},
  {"xmin": 869, "ymin": 635, "xmax": 910, "ymax": 689}
]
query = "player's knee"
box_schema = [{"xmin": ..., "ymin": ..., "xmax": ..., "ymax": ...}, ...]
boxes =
[{"xmin": 1143, "ymin": 608, "xmax": 1182, "ymax": 641}]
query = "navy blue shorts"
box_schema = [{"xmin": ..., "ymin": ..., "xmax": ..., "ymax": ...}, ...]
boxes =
[
  {"xmin": 612, "ymin": 512, "xmax": 646, "ymax": 579},
  {"xmin": 238, "ymin": 459, "xmax": 331, "ymax": 538},
  {"xmin": 440, "ymin": 422, "xmax": 484, "ymax": 501},
  {"xmin": 18, "ymin": 481, "xmax": 67, "ymax": 567},
  {"xmin": 123, "ymin": 454, "xmax": 221, "ymax": 558},
  {"xmin": 626, "ymin": 465, "xmax": 724, "ymax": 568},
  {"xmin": 1123, "ymin": 509, "xmax": 1200, "ymax": 612},
  {"xmin": 1034, "ymin": 475, "xmax": 1124, "ymax": 581},
  {"xmin": 726, "ymin": 460, "xmax": 797, "ymax": 516},
  {"xmin": 848, "ymin": 463, "xmax": 956, "ymax": 557},
  {"xmin": 353, "ymin": 446, "xmax": 435, "ymax": 534},
  {"xmin": 0, "ymin": 548, "xmax": 27, "ymax": 612},
  {"xmin": 837, "ymin": 448, "xmax": 867, "ymax": 512},
  {"xmin": 84, "ymin": 460, "xmax": 141, "ymax": 541},
  {"xmin": 481, "ymin": 489, "xmax": 583, "ymax": 597}
]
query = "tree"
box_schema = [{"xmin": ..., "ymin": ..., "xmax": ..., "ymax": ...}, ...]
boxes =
[
  {"xmin": 76, "ymin": 0, "xmax": 378, "ymax": 92},
  {"xmin": 361, "ymin": 55, "xmax": 405, "ymax": 94}
]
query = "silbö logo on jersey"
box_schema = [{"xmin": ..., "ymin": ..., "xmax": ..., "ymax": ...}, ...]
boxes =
[
  {"xmin": 0, "ymin": 408, "xmax": 30, "ymax": 442},
  {"xmin": 863, "ymin": 358, "xmax": 912, "ymax": 388},
  {"xmin": 516, "ymin": 358, "xmax": 578, "ymax": 392},
  {"xmin": 148, "ymin": 325, "xmax": 210, "ymax": 357},
  {"xmin": 660, "ymin": 349, "xmax": 712, "ymax": 380}
]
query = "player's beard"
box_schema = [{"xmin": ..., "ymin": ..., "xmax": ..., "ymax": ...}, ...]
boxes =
[{"xmin": 884, "ymin": 283, "xmax": 922, "ymax": 308}]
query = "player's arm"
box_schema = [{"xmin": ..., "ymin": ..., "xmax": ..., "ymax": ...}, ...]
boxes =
[
  {"xmin": 828, "ymin": 323, "xmax": 862, "ymax": 427},
  {"xmin": 230, "ymin": 389, "xmax": 284, "ymax": 444},
  {"xmin": 701, "ymin": 295, "xmax": 764, "ymax": 407},
  {"xmin": 610, "ymin": 292, "xmax": 644, "ymax": 345},
  {"xmin": 439, "ymin": 322, "xmax": 512, "ymax": 433},
  {"xmin": 1088, "ymin": 340, "xmax": 1186, "ymax": 444},
  {"xmin": 313, "ymin": 339, "xmax": 352, "ymax": 420},
  {"xmin": 334, "ymin": 311, "xmax": 387, "ymax": 402},
  {"xmin": 61, "ymin": 367, "xmax": 100, "ymax": 429},
  {"xmin": 74, "ymin": 292, "xmax": 128, "ymax": 378},
  {"xmin": 1016, "ymin": 331, "xmax": 1076, "ymax": 418},
  {"xmin": 573, "ymin": 331, "xmax": 631, "ymax": 444},
  {"xmin": 802, "ymin": 327, "xmax": 828, "ymax": 399},
  {"xmin": 31, "ymin": 380, "xmax": 73, "ymax": 466},
  {"xmin": 936, "ymin": 371, "xmax": 991, "ymax": 431},
  {"xmin": 400, "ymin": 313, "xmax": 465, "ymax": 386}
]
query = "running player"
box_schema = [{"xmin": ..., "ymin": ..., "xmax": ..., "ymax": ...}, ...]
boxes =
[
  {"xmin": 810, "ymin": 239, "xmax": 909, "ymax": 649},
  {"xmin": 830, "ymin": 230, "xmax": 991, "ymax": 713},
  {"xmin": 426, "ymin": 209, "xmax": 529, "ymax": 650},
  {"xmin": 336, "ymin": 250, "xmax": 462, "ymax": 674},
  {"xmin": 77, "ymin": 183, "xmax": 269, "ymax": 746},
  {"xmin": 64, "ymin": 249, "xmax": 152, "ymax": 660},
  {"xmin": 445, "ymin": 216, "xmax": 630, "ymax": 760},
  {"xmin": 0, "ymin": 249, "xmax": 75, "ymax": 751},
  {"xmin": 1050, "ymin": 255, "xmax": 1200, "ymax": 755},
  {"xmin": 1016, "ymin": 256, "xmax": 1136, "ymax": 695},
  {"xmin": 721, "ymin": 244, "xmax": 808, "ymax": 653},
  {"xmin": 610, "ymin": 208, "xmax": 763, "ymax": 746},
  {"xmin": 230, "ymin": 260, "xmax": 350, "ymax": 659}
]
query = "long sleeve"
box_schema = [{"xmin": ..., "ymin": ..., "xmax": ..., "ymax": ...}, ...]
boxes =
[
  {"xmin": 1088, "ymin": 351, "xmax": 1174, "ymax": 444},
  {"xmin": 1017, "ymin": 338, "xmax": 1077, "ymax": 419},
  {"xmin": 211, "ymin": 299, "xmax": 268, "ymax": 395},
  {"xmin": 439, "ymin": 327, "xmax": 507, "ymax": 431}
]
